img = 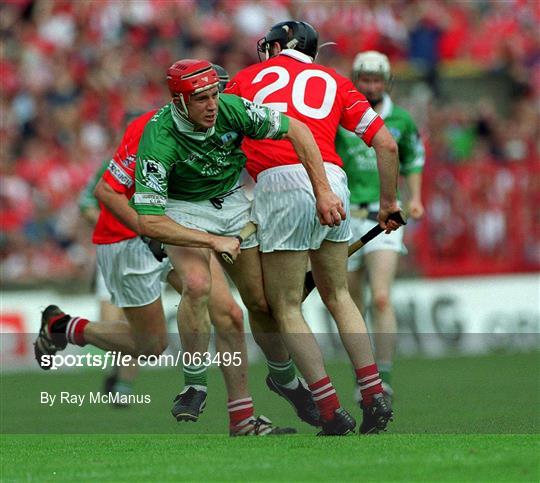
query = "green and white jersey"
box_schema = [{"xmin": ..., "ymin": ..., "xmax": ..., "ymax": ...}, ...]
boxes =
[
  {"xmin": 133, "ymin": 94, "xmax": 289, "ymax": 215},
  {"xmin": 335, "ymin": 93, "xmax": 424, "ymax": 205},
  {"xmin": 78, "ymin": 159, "xmax": 109, "ymax": 212}
]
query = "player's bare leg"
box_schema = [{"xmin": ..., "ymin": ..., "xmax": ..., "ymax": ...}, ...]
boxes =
[
  {"xmin": 223, "ymin": 247, "xmax": 288, "ymax": 361},
  {"xmin": 206, "ymin": 255, "xmax": 249, "ymax": 402},
  {"xmin": 166, "ymin": 245, "xmax": 212, "ymax": 422},
  {"xmin": 261, "ymin": 249, "xmax": 354, "ymax": 434},
  {"xmin": 35, "ymin": 295, "xmax": 170, "ymax": 376},
  {"xmin": 347, "ymin": 265, "xmax": 370, "ymax": 405},
  {"xmin": 121, "ymin": 299, "xmax": 169, "ymax": 355},
  {"xmin": 82, "ymin": 319, "xmax": 138, "ymax": 353},
  {"xmin": 365, "ymin": 249, "xmax": 399, "ymax": 399},
  {"xmin": 347, "ymin": 266, "xmax": 367, "ymax": 316},
  {"xmin": 309, "ymin": 241, "xmax": 374, "ymax": 368},
  {"xmin": 224, "ymin": 246, "xmax": 320, "ymax": 427},
  {"xmin": 167, "ymin": 245, "xmax": 213, "ymax": 354},
  {"xmin": 207, "ymin": 255, "xmax": 288, "ymax": 434},
  {"xmin": 38, "ymin": 295, "xmax": 168, "ymax": 356},
  {"xmin": 261, "ymin": 250, "xmax": 325, "ymax": 381},
  {"xmin": 310, "ymin": 239, "xmax": 393, "ymax": 434},
  {"xmin": 169, "ymin": 253, "xmax": 296, "ymax": 434},
  {"xmin": 100, "ymin": 301, "xmax": 139, "ymax": 407}
]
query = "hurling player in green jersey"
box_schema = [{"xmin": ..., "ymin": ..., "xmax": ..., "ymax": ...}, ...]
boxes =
[
  {"xmin": 133, "ymin": 59, "xmax": 344, "ymax": 433},
  {"xmin": 336, "ymin": 51, "xmax": 425, "ymax": 402}
]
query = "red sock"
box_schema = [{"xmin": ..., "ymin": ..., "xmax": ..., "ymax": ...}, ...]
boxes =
[
  {"xmin": 65, "ymin": 317, "xmax": 90, "ymax": 346},
  {"xmin": 228, "ymin": 397, "xmax": 254, "ymax": 429},
  {"xmin": 308, "ymin": 376, "xmax": 340, "ymax": 422},
  {"xmin": 355, "ymin": 364, "xmax": 383, "ymax": 406}
]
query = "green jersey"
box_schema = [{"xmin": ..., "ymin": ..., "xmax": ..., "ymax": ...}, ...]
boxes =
[
  {"xmin": 133, "ymin": 94, "xmax": 289, "ymax": 215},
  {"xmin": 79, "ymin": 159, "xmax": 109, "ymax": 212},
  {"xmin": 335, "ymin": 94, "xmax": 424, "ymax": 205}
]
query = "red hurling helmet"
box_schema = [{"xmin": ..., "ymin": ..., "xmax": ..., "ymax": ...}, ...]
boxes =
[{"xmin": 167, "ymin": 59, "xmax": 219, "ymax": 113}]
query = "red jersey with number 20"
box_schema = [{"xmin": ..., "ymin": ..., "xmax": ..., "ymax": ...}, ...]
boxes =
[
  {"xmin": 92, "ymin": 110, "xmax": 157, "ymax": 244},
  {"xmin": 225, "ymin": 49, "xmax": 384, "ymax": 180}
]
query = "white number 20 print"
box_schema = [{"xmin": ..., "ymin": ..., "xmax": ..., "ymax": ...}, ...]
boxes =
[{"xmin": 252, "ymin": 66, "xmax": 337, "ymax": 120}]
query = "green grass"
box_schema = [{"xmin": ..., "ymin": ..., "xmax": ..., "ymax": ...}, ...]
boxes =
[
  {"xmin": 1, "ymin": 434, "xmax": 538, "ymax": 482},
  {"xmin": 1, "ymin": 352, "xmax": 539, "ymax": 481}
]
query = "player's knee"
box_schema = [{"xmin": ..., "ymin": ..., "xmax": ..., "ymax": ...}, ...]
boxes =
[
  {"xmin": 182, "ymin": 273, "xmax": 211, "ymax": 300},
  {"xmin": 213, "ymin": 302, "xmax": 244, "ymax": 332},
  {"xmin": 269, "ymin": 303, "xmax": 302, "ymax": 329},
  {"xmin": 372, "ymin": 291, "xmax": 392, "ymax": 313},
  {"xmin": 319, "ymin": 287, "xmax": 349, "ymax": 311},
  {"xmin": 244, "ymin": 295, "xmax": 270, "ymax": 316},
  {"xmin": 229, "ymin": 303, "xmax": 244, "ymax": 331}
]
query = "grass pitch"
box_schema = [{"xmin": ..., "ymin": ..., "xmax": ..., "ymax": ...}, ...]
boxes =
[
  {"xmin": 2, "ymin": 434, "xmax": 538, "ymax": 482},
  {"xmin": 1, "ymin": 352, "xmax": 539, "ymax": 481}
]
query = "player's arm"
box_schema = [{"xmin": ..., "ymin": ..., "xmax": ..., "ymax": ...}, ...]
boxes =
[
  {"xmin": 282, "ymin": 117, "xmax": 345, "ymax": 227},
  {"xmin": 400, "ymin": 122, "xmax": 425, "ymax": 220},
  {"xmin": 370, "ymin": 126, "xmax": 401, "ymax": 231},
  {"xmin": 94, "ymin": 178, "xmax": 140, "ymax": 234},
  {"xmin": 138, "ymin": 214, "xmax": 240, "ymax": 258},
  {"xmin": 341, "ymin": 80, "xmax": 401, "ymax": 231},
  {"xmin": 404, "ymin": 172, "xmax": 424, "ymax": 219},
  {"xmin": 80, "ymin": 207, "xmax": 100, "ymax": 225},
  {"xmin": 79, "ymin": 159, "xmax": 109, "ymax": 225}
]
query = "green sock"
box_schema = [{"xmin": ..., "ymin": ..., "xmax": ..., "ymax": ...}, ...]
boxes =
[
  {"xmin": 114, "ymin": 380, "xmax": 133, "ymax": 396},
  {"xmin": 267, "ymin": 358, "xmax": 297, "ymax": 386},
  {"xmin": 183, "ymin": 363, "xmax": 207, "ymax": 387},
  {"xmin": 377, "ymin": 362, "xmax": 393, "ymax": 385}
]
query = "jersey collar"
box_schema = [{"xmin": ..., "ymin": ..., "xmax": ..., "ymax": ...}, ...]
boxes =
[
  {"xmin": 379, "ymin": 93, "xmax": 393, "ymax": 120},
  {"xmin": 170, "ymin": 102, "xmax": 215, "ymax": 140},
  {"xmin": 279, "ymin": 49, "xmax": 313, "ymax": 64}
]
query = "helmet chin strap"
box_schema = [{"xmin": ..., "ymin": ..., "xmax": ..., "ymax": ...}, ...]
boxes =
[{"xmin": 172, "ymin": 97, "xmax": 189, "ymax": 119}]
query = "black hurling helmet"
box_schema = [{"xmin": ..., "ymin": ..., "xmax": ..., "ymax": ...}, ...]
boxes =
[{"xmin": 257, "ymin": 21, "xmax": 319, "ymax": 61}]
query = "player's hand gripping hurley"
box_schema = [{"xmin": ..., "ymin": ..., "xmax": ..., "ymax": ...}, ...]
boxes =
[
  {"xmin": 303, "ymin": 210, "xmax": 407, "ymax": 294},
  {"xmin": 220, "ymin": 222, "xmax": 258, "ymax": 264}
]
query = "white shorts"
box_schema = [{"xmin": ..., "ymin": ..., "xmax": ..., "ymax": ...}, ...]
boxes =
[
  {"xmin": 347, "ymin": 216, "xmax": 406, "ymax": 272},
  {"xmin": 95, "ymin": 266, "xmax": 110, "ymax": 301},
  {"xmin": 252, "ymin": 163, "xmax": 352, "ymax": 252},
  {"xmin": 96, "ymin": 237, "xmax": 172, "ymax": 308},
  {"xmin": 165, "ymin": 188, "xmax": 257, "ymax": 249}
]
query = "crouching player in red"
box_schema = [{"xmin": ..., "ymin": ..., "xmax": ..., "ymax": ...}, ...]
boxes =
[{"xmin": 78, "ymin": 158, "xmax": 139, "ymax": 405}]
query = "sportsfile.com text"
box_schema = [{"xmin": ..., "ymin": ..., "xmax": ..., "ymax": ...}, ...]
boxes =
[{"xmin": 39, "ymin": 351, "xmax": 243, "ymax": 371}]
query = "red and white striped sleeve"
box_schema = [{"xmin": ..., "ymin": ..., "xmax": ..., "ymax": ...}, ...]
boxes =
[{"xmin": 339, "ymin": 79, "xmax": 384, "ymax": 146}]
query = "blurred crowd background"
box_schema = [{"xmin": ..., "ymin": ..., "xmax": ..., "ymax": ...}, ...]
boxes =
[{"xmin": 1, "ymin": 0, "xmax": 539, "ymax": 287}]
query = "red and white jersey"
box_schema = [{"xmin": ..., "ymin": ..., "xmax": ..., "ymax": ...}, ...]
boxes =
[
  {"xmin": 225, "ymin": 49, "xmax": 383, "ymax": 180},
  {"xmin": 92, "ymin": 109, "xmax": 157, "ymax": 244}
]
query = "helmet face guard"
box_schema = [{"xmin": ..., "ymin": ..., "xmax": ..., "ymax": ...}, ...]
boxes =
[
  {"xmin": 257, "ymin": 21, "xmax": 319, "ymax": 61},
  {"xmin": 211, "ymin": 64, "xmax": 230, "ymax": 93},
  {"xmin": 256, "ymin": 36, "xmax": 271, "ymax": 61},
  {"xmin": 167, "ymin": 59, "xmax": 220, "ymax": 115}
]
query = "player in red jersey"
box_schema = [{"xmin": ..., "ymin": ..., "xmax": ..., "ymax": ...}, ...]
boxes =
[
  {"xmin": 34, "ymin": 69, "xmax": 298, "ymax": 435},
  {"xmin": 79, "ymin": 157, "xmax": 139, "ymax": 406},
  {"xmin": 226, "ymin": 21, "xmax": 404, "ymax": 435}
]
